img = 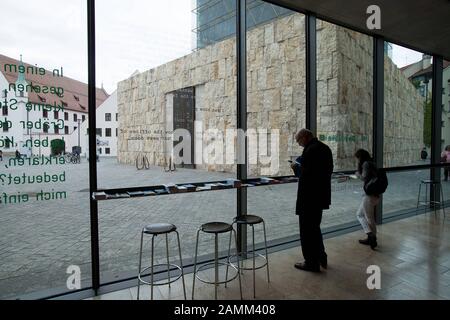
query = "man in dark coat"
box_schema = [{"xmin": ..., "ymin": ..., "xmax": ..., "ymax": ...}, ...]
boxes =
[{"xmin": 291, "ymin": 129, "xmax": 333, "ymax": 272}]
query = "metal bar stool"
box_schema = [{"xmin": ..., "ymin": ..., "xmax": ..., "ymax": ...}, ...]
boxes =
[
  {"xmin": 192, "ymin": 222, "xmax": 242, "ymax": 300},
  {"xmin": 137, "ymin": 223, "xmax": 186, "ymax": 300},
  {"xmin": 226, "ymin": 214, "xmax": 270, "ymax": 298},
  {"xmin": 416, "ymin": 180, "xmax": 446, "ymax": 217}
]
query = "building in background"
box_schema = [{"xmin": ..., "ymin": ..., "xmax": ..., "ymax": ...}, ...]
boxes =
[
  {"xmin": 401, "ymin": 55, "xmax": 450, "ymax": 151},
  {"xmin": 0, "ymin": 54, "xmax": 108, "ymax": 156},
  {"xmin": 193, "ymin": 0, "xmax": 292, "ymax": 49},
  {"xmin": 118, "ymin": 13, "xmax": 424, "ymax": 175},
  {"xmin": 67, "ymin": 90, "xmax": 118, "ymax": 157}
]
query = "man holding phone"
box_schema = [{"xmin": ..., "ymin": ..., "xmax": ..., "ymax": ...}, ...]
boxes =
[{"xmin": 292, "ymin": 129, "xmax": 333, "ymax": 272}]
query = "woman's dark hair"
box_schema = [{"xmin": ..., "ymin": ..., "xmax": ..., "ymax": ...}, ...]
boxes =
[{"xmin": 354, "ymin": 149, "xmax": 372, "ymax": 174}]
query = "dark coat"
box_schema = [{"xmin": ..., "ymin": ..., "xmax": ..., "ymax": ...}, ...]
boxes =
[{"xmin": 295, "ymin": 138, "xmax": 333, "ymax": 215}]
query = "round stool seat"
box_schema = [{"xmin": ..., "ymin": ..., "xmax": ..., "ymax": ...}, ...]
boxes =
[
  {"xmin": 234, "ymin": 215, "xmax": 263, "ymax": 225},
  {"xmin": 143, "ymin": 223, "xmax": 176, "ymax": 235},
  {"xmin": 201, "ymin": 222, "xmax": 232, "ymax": 234}
]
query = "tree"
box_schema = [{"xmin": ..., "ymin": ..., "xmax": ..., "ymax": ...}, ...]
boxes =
[{"xmin": 423, "ymin": 99, "xmax": 432, "ymax": 147}]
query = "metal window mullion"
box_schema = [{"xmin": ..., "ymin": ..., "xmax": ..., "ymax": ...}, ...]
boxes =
[
  {"xmin": 87, "ymin": 0, "xmax": 100, "ymax": 293},
  {"xmin": 236, "ymin": 0, "xmax": 247, "ymax": 256},
  {"xmin": 431, "ymin": 56, "xmax": 443, "ymax": 205},
  {"xmin": 373, "ymin": 37, "xmax": 384, "ymax": 224},
  {"xmin": 305, "ymin": 14, "xmax": 317, "ymax": 135}
]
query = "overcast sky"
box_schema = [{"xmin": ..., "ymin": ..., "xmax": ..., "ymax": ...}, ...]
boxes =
[{"xmin": 0, "ymin": 0, "xmax": 423, "ymax": 94}]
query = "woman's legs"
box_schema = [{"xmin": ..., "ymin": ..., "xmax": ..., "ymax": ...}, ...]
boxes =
[
  {"xmin": 357, "ymin": 195, "xmax": 377, "ymax": 235},
  {"xmin": 356, "ymin": 195, "xmax": 380, "ymax": 248}
]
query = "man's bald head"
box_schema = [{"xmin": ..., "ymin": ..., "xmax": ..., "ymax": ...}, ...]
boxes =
[{"xmin": 295, "ymin": 129, "xmax": 314, "ymax": 147}]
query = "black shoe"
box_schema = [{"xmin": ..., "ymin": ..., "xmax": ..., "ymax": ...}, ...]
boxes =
[
  {"xmin": 294, "ymin": 262, "xmax": 320, "ymax": 272},
  {"xmin": 359, "ymin": 235, "xmax": 377, "ymax": 249},
  {"xmin": 369, "ymin": 235, "xmax": 377, "ymax": 250},
  {"xmin": 359, "ymin": 237, "xmax": 370, "ymax": 245},
  {"xmin": 320, "ymin": 255, "xmax": 327, "ymax": 269}
]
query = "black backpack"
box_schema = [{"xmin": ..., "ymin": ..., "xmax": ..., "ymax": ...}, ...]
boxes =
[{"xmin": 364, "ymin": 166, "xmax": 388, "ymax": 196}]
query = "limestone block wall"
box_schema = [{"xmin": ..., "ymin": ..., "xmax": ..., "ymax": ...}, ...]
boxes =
[
  {"xmin": 383, "ymin": 57, "xmax": 425, "ymax": 167},
  {"xmin": 118, "ymin": 13, "xmax": 424, "ymax": 175}
]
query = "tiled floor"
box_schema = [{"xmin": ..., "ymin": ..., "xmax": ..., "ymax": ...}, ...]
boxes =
[{"xmin": 86, "ymin": 212, "xmax": 450, "ymax": 300}]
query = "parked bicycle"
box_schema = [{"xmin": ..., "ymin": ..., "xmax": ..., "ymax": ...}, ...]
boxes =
[
  {"xmin": 64, "ymin": 152, "xmax": 81, "ymax": 164},
  {"xmin": 136, "ymin": 153, "xmax": 150, "ymax": 170}
]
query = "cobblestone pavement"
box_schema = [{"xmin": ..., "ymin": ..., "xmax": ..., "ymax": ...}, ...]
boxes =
[{"xmin": 0, "ymin": 157, "xmax": 449, "ymax": 299}]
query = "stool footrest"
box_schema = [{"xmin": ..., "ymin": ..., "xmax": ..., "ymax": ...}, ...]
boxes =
[
  {"xmin": 194, "ymin": 262, "xmax": 239, "ymax": 285},
  {"xmin": 138, "ymin": 263, "xmax": 183, "ymax": 286},
  {"xmin": 228, "ymin": 252, "xmax": 268, "ymax": 271}
]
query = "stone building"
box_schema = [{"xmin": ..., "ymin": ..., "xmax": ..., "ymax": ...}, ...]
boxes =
[{"xmin": 117, "ymin": 14, "xmax": 424, "ymax": 175}]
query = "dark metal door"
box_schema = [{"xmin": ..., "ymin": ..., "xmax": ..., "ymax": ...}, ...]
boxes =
[{"xmin": 173, "ymin": 87, "xmax": 195, "ymax": 168}]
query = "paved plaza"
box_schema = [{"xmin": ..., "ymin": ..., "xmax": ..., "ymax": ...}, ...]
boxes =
[{"xmin": 0, "ymin": 156, "xmax": 449, "ymax": 299}]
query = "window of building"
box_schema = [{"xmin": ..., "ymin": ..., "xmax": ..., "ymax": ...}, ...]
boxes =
[
  {"xmin": 65, "ymin": 126, "xmax": 69, "ymax": 134},
  {"xmin": 105, "ymin": 128, "xmax": 111, "ymax": 137},
  {"xmin": 116, "ymin": 128, "xmax": 118, "ymax": 137},
  {"xmin": 98, "ymin": 148, "xmax": 102, "ymax": 154},
  {"xmin": 116, "ymin": 113, "xmax": 118, "ymax": 121},
  {"xmin": 96, "ymin": 128, "xmax": 102, "ymax": 136},
  {"xmin": 2, "ymin": 89, "xmax": 7, "ymax": 98},
  {"xmin": 82, "ymin": 115, "xmax": 86, "ymax": 122},
  {"xmin": 74, "ymin": 126, "xmax": 77, "ymax": 132},
  {"xmin": 54, "ymin": 127, "xmax": 59, "ymax": 134},
  {"xmin": 2, "ymin": 105, "xmax": 8, "ymax": 116},
  {"xmin": 105, "ymin": 113, "xmax": 111, "ymax": 121},
  {"xmin": 73, "ymin": 114, "xmax": 77, "ymax": 122},
  {"xmin": 43, "ymin": 110, "xmax": 48, "ymax": 118},
  {"xmin": 105, "ymin": 148, "xmax": 110, "ymax": 155},
  {"xmin": 64, "ymin": 112, "xmax": 69, "ymax": 121},
  {"xmin": 43, "ymin": 123, "xmax": 49, "ymax": 133},
  {"xmin": 54, "ymin": 111, "xmax": 59, "ymax": 119}
]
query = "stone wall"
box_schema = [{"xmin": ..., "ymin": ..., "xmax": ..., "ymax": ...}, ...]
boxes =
[{"xmin": 118, "ymin": 13, "xmax": 424, "ymax": 175}]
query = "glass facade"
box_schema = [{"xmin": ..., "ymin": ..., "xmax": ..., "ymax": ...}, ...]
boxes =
[
  {"xmin": 194, "ymin": 0, "xmax": 292, "ymax": 49},
  {"xmin": 0, "ymin": 0, "xmax": 448, "ymax": 300}
]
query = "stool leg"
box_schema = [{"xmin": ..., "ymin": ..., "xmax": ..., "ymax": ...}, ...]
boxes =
[
  {"xmin": 137, "ymin": 230, "xmax": 144, "ymax": 300},
  {"xmin": 175, "ymin": 231, "xmax": 187, "ymax": 300},
  {"xmin": 233, "ymin": 229, "xmax": 243, "ymax": 300},
  {"xmin": 214, "ymin": 234, "xmax": 218, "ymax": 300},
  {"xmin": 165, "ymin": 234, "xmax": 171, "ymax": 288},
  {"xmin": 440, "ymin": 184, "xmax": 446, "ymax": 218},
  {"xmin": 151, "ymin": 235, "xmax": 155, "ymax": 300},
  {"xmin": 252, "ymin": 224, "xmax": 256, "ymax": 299},
  {"xmin": 225, "ymin": 226, "xmax": 233, "ymax": 289},
  {"xmin": 434, "ymin": 184, "xmax": 438, "ymax": 215},
  {"xmin": 417, "ymin": 183, "xmax": 422, "ymax": 211},
  {"xmin": 192, "ymin": 229, "xmax": 200, "ymax": 300},
  {"xmin": 262, "ymin": 220, "xmax": 270, "ymax": 283}
]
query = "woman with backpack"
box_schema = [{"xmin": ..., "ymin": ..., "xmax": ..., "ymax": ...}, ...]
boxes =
[{"xmin": 354, "ymin": 149, "xmax": 382, "ymax": 249}]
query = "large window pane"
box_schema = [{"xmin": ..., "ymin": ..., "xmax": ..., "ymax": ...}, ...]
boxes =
[
  {"xmin": 95, "ymin": 0, "xmax": 237, "ymax": 284},
  {"xmin": 384, "ymin": 43, "xmax": 429, "ymax": 167},
  {"xmin": 0, "ymin": 0, "xmax": 91, "ymax": 299},
  {"xmin": 245, "ymin": 3, "xmax": 303, "ymax": 243},
  {"xmin": 317, "ymin": 21, "xmax": 373, "ymax": 228}
]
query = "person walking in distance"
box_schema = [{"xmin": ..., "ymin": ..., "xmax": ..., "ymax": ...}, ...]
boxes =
[{"xmin": 291, "ymin": 129, "xmax": 333, "ymax": 272}]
